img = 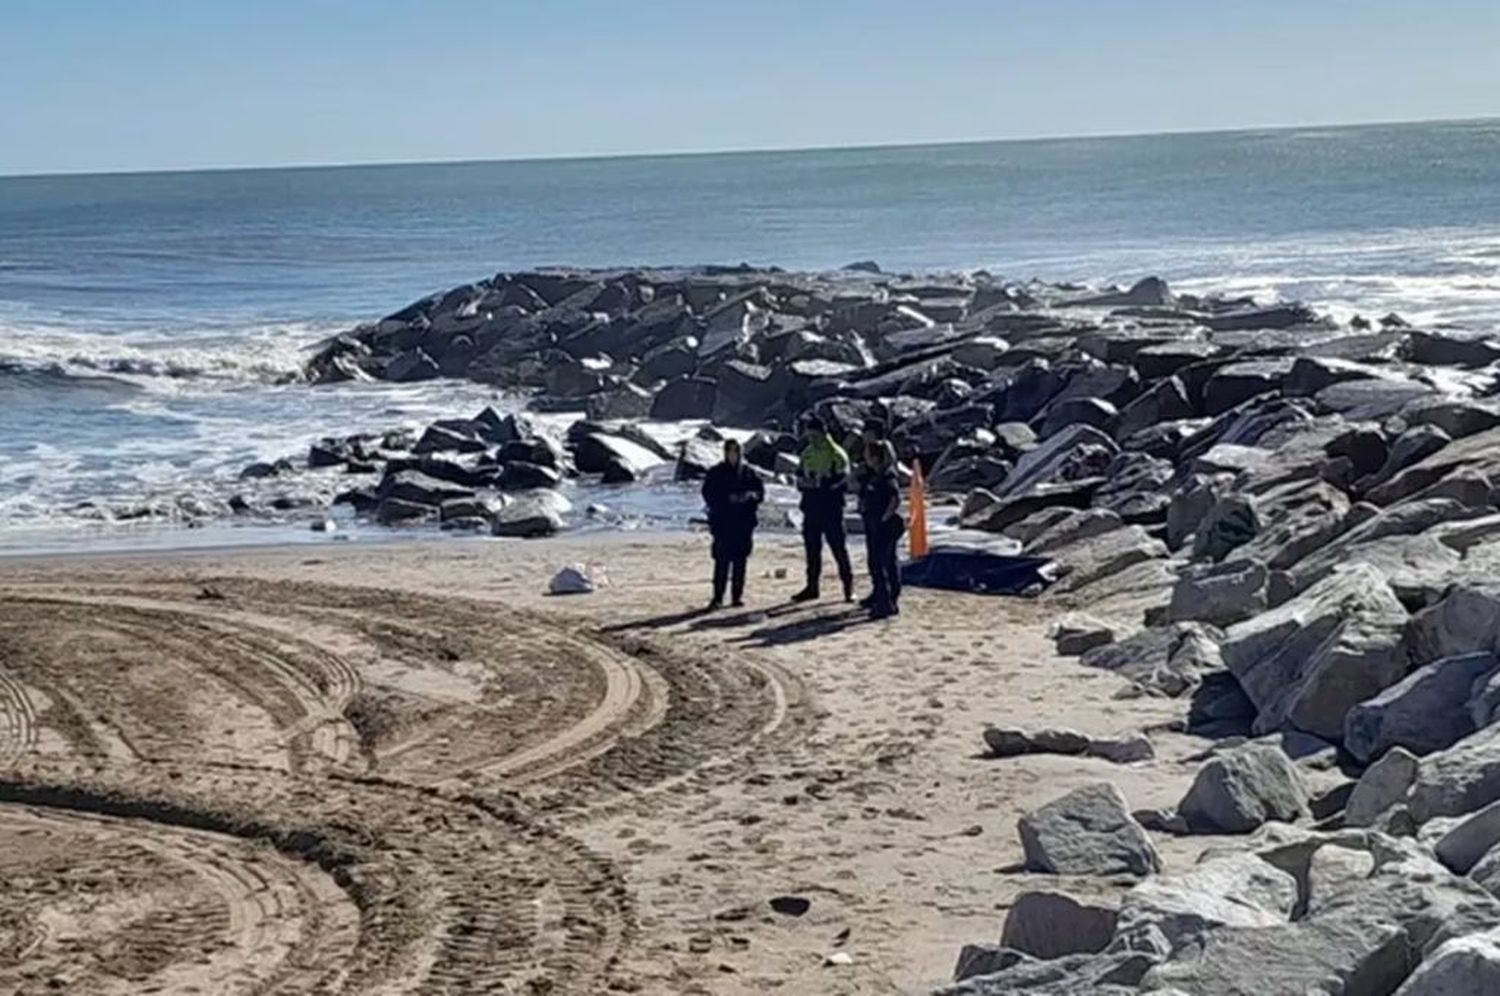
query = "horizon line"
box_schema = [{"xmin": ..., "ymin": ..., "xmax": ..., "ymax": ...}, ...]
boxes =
[{"xmin": 3, "ymin": 112, "xmax": 1497, "ymax": 181}]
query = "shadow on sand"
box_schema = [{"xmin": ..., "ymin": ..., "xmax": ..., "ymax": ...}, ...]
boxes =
[
  {"xmin": 733, "ymin": 607, "xmax": 870, "ymax": 647},
  {"xmin": 599, "ymin": 606, "xmax": 715, "ymax": 633},
  {"xmin": 601, "ymin": 601, "xmax": 874, "ymax": 645}
]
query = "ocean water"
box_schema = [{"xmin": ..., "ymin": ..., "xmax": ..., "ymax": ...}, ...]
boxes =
[{"xmin": 3, "ymin": 119, "xmax": 1500, "ymax": 551}]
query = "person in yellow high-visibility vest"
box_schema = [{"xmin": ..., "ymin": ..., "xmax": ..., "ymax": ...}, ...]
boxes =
[{"xmin": 792, "ymin": 415, "xmax": 855, "ymax": 603}]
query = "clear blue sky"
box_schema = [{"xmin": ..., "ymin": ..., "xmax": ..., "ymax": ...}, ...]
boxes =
[{"xmin": 4, "ymin": 0, "xmax": 1498, "ymax": 175}]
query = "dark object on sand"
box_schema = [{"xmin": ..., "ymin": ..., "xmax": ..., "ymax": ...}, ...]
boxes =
[
  {"xmin": 769, "ymin": 895, "xmax": 811, "ymax": 917},
  {"xmin": 900, "ymin": 547, "xmax": 1053, "ymax": 596}
]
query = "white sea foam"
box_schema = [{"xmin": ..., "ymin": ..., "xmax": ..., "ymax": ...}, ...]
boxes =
[{"xmin": 0, "ymin": 317, "xmax": 323, "ymax": 390}]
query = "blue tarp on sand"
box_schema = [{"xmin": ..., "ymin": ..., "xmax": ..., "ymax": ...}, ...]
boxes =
[{"xmin": 900, "ymin": 545, "xmax": 1053, "ymax": 596}]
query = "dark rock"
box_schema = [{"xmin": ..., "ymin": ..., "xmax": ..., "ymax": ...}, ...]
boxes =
[
  {"xmin": 1133, "ymin": 340, "xmax": 1225, "ymax": 380},
  {"xmin": 713, "ymin": 360, "xmax": 782, "ymax": 425},
  {"xmin": 768, "ymin": 895, "xmax": 811, "ymax": 917},
  {"xmin": 1169, "ymin": 559, "xmax": 1268, "ymax": 627},
  {"xmin": 382, "ymin": 349, "xmax": 440, "ymax": 382},
  {"xmin": 307, "ymin": 441, "xmax": 349, "ymax": 469},
  {"xmin": 378, "ymin": 470, "xmax": 476, "ymax": 507},
  {"xmin": 1052, "ymin": 612, "xmax": 1118, "ymax": 655},
  {"xmin": 1283, "ymin": 356, "xmax": 1382, "ymax": 397},
  {"xmin": 1036, "ymin": 397, "xmax": 1118, "ymax": 439},
  {"xmin": 1404, "ymin": 329, "xmax": 1500, "ymax": 368},
  {"xmin": 375, "ymin": 496, "xmax": 436, "ymax": 524},
  {"xmin": 951, "ymin": 945, "xmax": 1029, "ymax": 984},
  {"xmin": 1000, "ymin": 891, "xmax": 1118, "ymax": 959},
  {"xmin": 1345, "ymin": 653, "xmax": 1499, "ymax": 764},
  {"xmin": 650, "ymin": 375, "xmax": 718, "ymax": 421},
  {"xmin": 439, "ymin": 497, "xmax": 499, "ymax": 523},
  {"xmin": 496, "ymin": 461, "xmax": 563, "ymax": 491},
  {"xmin": 584, "ymin": 383, "xmax": 653, "ymax": 421},
  {"xmin": 1190, "ymin": 495, "xmax": 1258, "ymax": 563},
  {"xmin": 414, "ymin": 424, "xmax": 487, "ymax": 455},
  {"xmin": 1203, "ymin": 359, "xmax": 1295, "ymax": 416},
  {"xmin": 1187, "ymin": 670, "xmax": 1257, "ymax": 731},
  {"xmin": 572, "ymin": 430, "xmax": 663, "ymax": 479},
  {"xmin": 240, "ymin": 458, "xmax": 295, "ymax": 480},
  {"xmin": 1203, "ymin": 302, "xmax": 1318, "ymax": 332},
  {"xmin": 928, "ymin": 454, "xmax": 1012, "ymax": 493},
  {"xmin": 1317, "ymin": 376, "xmax": 1438, "ymax": 421},
  {"xmin": 1345, "ymin": 746, "xmax": 1421, "ymax": 827}
]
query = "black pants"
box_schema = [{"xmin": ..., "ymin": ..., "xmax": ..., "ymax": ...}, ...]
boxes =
[
  {"xmin": 801, "ymin": 508, "xmax": 853, "ymax": 594},
  {"xmin": 864, "ymin": 517, "xmax": 905, "ymax": 609},
  {"xmin": 711, "ymin": 531, "xmax": 753, "ymax": 603}
]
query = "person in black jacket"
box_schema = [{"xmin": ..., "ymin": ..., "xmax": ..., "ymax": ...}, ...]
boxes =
[
  {"xmin": 701, "ymin": 439, "xmax": 765, "ymax": 609},
  {"xmin": 859, "ymin": 440, "xmax": 906, "ymax": 619}
]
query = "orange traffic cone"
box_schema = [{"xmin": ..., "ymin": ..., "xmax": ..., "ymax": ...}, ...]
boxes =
[{"xmin": 909, "ymin": 460, "xmax": 929, "ymax": 559}]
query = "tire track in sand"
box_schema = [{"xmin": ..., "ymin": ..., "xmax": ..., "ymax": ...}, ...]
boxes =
[
  {"xmin": 0, "ymin": 762, "xmax": 635, "ymax": 995},
  {"xmin": 0, "ymin": 665, "xmax": 40, "ymax": 767}
]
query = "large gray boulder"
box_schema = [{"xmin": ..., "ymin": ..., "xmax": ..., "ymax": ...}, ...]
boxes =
[
  {"xmin": 1345, "ymin": 747, "xmax": 1421, "ymax": 828},
  {"xmin": 1114, "ymin": 375, "xmax": 1195, "ymax": 441},
  {"xmin": 1178, "ymin": 742, "xmax": 1310, "ymax": 834},
  {"xmin": 950, "ymin": 945, "xmax": 1028, "ymax": 985},
  {"xmin": 1049, "ymin": 525, "xmax": 1169, "ymax": 594},
  {"xmin": 939, "ymin": 949, "xmax": 1157, "ymax": 994},
  {"xmin": 1434, "ymin": 800, "xmax": 1500, "ymax": 875},
  {"xmin": 1168, "ymin": 559, "xmax": 1268, "ymax": 627},
  {"xmin": 1231, "ymin": 478, "xmax": 1350, "ymax": 572},
  {"xmin": 650, "ymin": 375, "xmax": 717, "ymax": 420},
  {"xmin": 1472, "ymin": 844, "xmax": 1500, "ymax": 899},
  {"xmin": 1080, "ymin": 623, "xmax": 1224, "ymax": 698},
  {"xmin": 999, "ymin": 423, "xmax": 1119, "ymax": 498},
  {"xmin": 1022, "ymin": 508, "xmax": 1124, "ymax": 555},
  {"xmin": 1370, "ymin": 424, "xmax": 1500, "ymax": 507},
  {"xmin": 571, "ymin": 429, "xmax": 665, "ymax": 478},
  {"xmin": 1165, "ymin": 473, "xmax": 1234, "ymax": 551},
  {"xmin": 1408, "ymin": 582, "xmax": 1500, "ymax": 664},
  {"xmin": 1202, "ymin": 359, "xmax": 1295, "ymax": 415},
  {"xmin": 1278, "ymin": 533, "xmax": 1460, "ymax": 611},
  {"xmin": 1116, "ymin": 852, "xmax": 1297, "ymax": 949},
  {"xmin": 1000, "ymin": 891, "xmax": 1118, "ymax": 959},
  {"xmin": 1409, "ymin": 724, "xmax": 1500, "ymax": 822},
  {"xmin": 1220, "ymin": 563, "xmax": 1410, "ymax": 740},
  {"xmin": 1018, "ymin": 783, "xmax": 1161, "ymax": 876},
  {"xmin": 1393, "ymin": 928, "xmax": 1500, "ymax": 996},
  {"xmin": 1144, "ymin": 856, "xmax": 1500, "ymax": 996},
  {"xmin": 1344, "ymin": 653, "xmax": 1499, "ymax": 763},
  {"xmin": 1362, "ymin": 424, "xmax": 1453, "ymax": 491},
  {"xmin": 1190, "ymin": 495, "xmax": 1259, "ymax": 563},
  {"xmin": 379, "ymin": 469, "xmax": 476, "ymax": 506},
  {"xmin": 490, "ymin": 489, "xmax": 569, "ymax": 538}
]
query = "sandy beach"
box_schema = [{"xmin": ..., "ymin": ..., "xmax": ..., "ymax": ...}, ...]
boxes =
[{"xmin": 0, "ymin": 532, "xmax": 1222, "ymax": 994}]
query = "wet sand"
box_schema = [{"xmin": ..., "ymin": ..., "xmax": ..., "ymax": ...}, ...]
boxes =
[{"xmin": 0, "ymin": 533, "xmax": 1219, "ymax": 994}]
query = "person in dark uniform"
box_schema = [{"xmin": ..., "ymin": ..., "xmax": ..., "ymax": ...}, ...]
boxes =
[
  {"xmin": 859, "ymin": 440, "xmax": 906, "ymax": 619},
  {"xmin": 852, "ymin": 416, "xmax": 889, "ymax": 609},
  {"xmin": 701, "ymin": 439, "xmax": 764, "ymax": 609},
  {"xmin": 792, "ymin": 416, "xmax": 854, "ymax": 603}
]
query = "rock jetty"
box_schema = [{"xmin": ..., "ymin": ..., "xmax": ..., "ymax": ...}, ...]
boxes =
[{"xmin": 285, "ymin": 263, "xmax": 1500, "ymax": 990}]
